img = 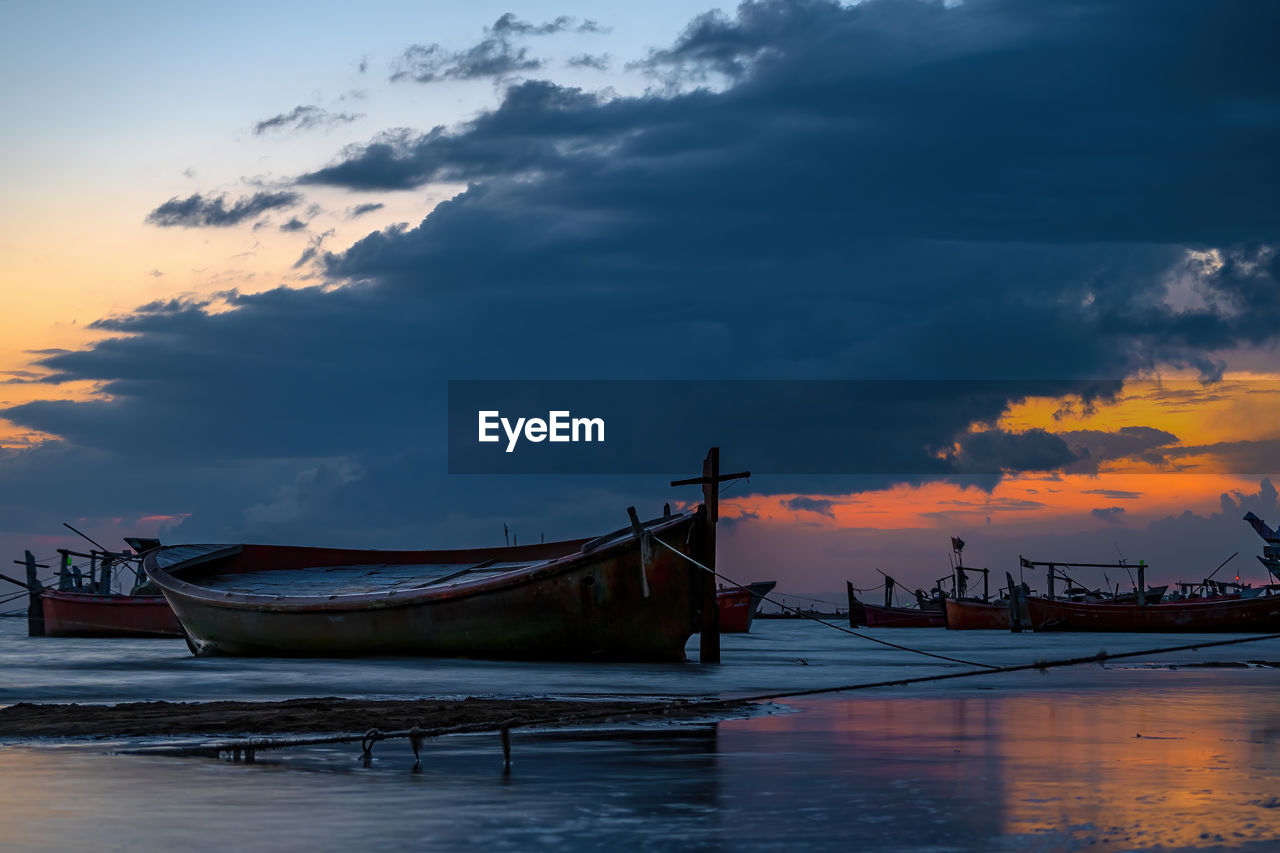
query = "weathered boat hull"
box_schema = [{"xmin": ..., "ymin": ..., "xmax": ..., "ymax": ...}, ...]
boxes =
[
  {"xmin": 40, "ymin": 590, "xmax": 183, "ymax": 638},
  {"xmin": 145, "ymin": 513, "xmax": 703, "ymax": 660},
  {"xmin": 944, "ymin": 598, "xmax": 1011, "ymax": 630},
  {"xmin": 717, "ymin": 580, "xmax": 776, "ymax": 633},
  {"xmin": 1026, "ymin": 594, "xmax": 1280, "ymax": 632},
  {"xmin": 861, "ymin": 602, "xmax": 947, "ymax": 628}
]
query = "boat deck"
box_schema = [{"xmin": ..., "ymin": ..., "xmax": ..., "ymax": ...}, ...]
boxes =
[{"xmin": 197, "ymin": 560, "xmax": 549, "ymax": 597}]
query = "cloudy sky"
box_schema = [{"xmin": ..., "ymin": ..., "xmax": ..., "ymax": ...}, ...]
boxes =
[{"xmin": 2, "ymin": 0, "xmax": 1278, "ymax": 600}]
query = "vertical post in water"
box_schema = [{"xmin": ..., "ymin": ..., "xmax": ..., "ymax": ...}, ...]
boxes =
[
  {"xmin": 700, "ymin": 446, "xmax": 721, "ymax": 664},
  {"xmin": 25, "ymin": 551, "xmax": 43, "ymax": 637}
]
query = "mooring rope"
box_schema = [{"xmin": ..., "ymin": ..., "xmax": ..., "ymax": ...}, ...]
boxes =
[
  {"xmin": 734, "ymin": 631, "xmax": 1280, "ymax": 703},
  {"xmin": 651, "ymin": 536, "xmax": 998, "ymax": 669}
]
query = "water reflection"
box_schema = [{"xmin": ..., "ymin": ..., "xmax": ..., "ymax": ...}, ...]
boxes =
[{"xmin": 723, "ymin": 688, "xmax": 1280, "ymax": 849}]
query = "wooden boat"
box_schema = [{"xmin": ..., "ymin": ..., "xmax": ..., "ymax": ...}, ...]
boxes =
[
  {"xmin": 1026, "ymin": 592, "xmax": 1280, "ymax": 632},
  {"xmin": 717, "ymin": 580, "xmax": 776, "ymax": 633},
  {"xmin": 7, "ymin": 537, "xmax": 184, "ymax": 639},
  {"xmin": 144, "ymin": 510, "xmax": 705, "ymax": 659},
  {"xmin": 40, "ymin": 589, "xmax": 183, "ymax": 638},
  {"xmin": 861, "ymin": 601, "xmax": 947, "ymax": 628},
  {"xmin": 944, "ymin": 597, "xmax": 1010, "ymax": 630}
]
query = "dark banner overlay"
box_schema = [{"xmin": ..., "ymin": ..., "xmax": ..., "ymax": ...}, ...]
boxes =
[{"xmin": 447, "ymin": 379, "xmax": 1280, "ymax": 475}]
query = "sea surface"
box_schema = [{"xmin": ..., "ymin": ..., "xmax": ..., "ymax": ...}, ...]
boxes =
[{"xmin": 2, "ymin": 616, "xmax": 1279, "ymax": 851}]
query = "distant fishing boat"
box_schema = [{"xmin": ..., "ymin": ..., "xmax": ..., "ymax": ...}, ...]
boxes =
[
  {"xmin": 40, "ymin": 590, "xmax": 182, "ymax": 638},
  {"xmin": 848, "ymin": 570, "xmax": 946, "ymax": 628},
  {"xmin": 6, "ymin": 536, "xmax": 183, "ymax": 639},
  {"xmin": 717, "ymin": 580, "xmax": 776, "ymax": 633},
  {"xmin": 144, "ymin": 510, "xmax": 706, "ymax": 659},
  {"xmin": 1025, "ymin": 592, "xmax": 1280, "ymax": 632},
  {"xmin": 1013, "ymin": 552, "xmax": 1280, "ymax": 632}
]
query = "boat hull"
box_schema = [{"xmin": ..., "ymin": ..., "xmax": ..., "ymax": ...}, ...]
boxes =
[
  {"xmin": 861, "ymin": 602, "xmax": 947, "ymax": 628},
  {"xmin": 1026, "ymin": 594, "xmax": 1280, "ymax": 632},
  {"xmin": 146, "ymin": 514, "xmax": 702, "ymax": 660},
  {"xmin": 717, "ymin": 581, "xmax": 776, "ymax": 633},
  {"xmin": 944, "ymin": 598, "xmax": 1011, "ymax": 630},
  {"xmin": 40, "ymin": 591, "xmax": 183, "ymax": 638}
]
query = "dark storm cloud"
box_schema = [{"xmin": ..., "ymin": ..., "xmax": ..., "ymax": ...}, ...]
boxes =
[
  {"xmin": 8, "ymin": 0, "xmax": 1280, "ymax": 550},
  {"xmin": 299, "ymin": 83, "xmax": 615, "ymax": 189},
  {"xmin": 253, "ymin": 105, "xmax": 361, "ymax": 135},
  {"xmin": 146, "ymin": 191, "xmax": 301, "ymax": 228},
  {"xmin": 947, "ymin": 429, "xmax": 1079, "ymax": 474},
  {"xmin": 1059, "ymin": 427, "xmax": 1181, "ymax": 472}
]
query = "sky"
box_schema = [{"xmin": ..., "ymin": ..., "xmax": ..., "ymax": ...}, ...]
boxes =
[{"xmin": 2, "ymin": 0, "xmax": 1279, "ymax": 601}]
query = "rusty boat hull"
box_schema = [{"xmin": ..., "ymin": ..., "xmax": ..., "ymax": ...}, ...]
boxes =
[
  {"xmin": 944, "ymin": 598, "xmax": 1011, "ymax": 630},
  {"xmin": 144, "ymin": 512, "xmax": 703, "ymax": 660},
  {"xmin": 40, "ymin": 590, "xmax": 183, "ymax": 638},
  {"xmin": 1026, "ymin": 593, "xmax": 1280, "ymax": 632}
]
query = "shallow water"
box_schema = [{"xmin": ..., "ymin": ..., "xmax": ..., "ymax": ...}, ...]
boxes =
[{"xmin": 2, "ymin": 618, "xmax": 1279, "ymax": 850}]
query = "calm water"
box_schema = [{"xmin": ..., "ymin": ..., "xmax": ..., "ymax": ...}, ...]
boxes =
[{"xmin": 2, "ymin": 618, "xmax": 1279, "ymax": 851}]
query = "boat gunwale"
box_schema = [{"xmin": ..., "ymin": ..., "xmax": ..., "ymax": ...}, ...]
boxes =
[
  {"xmin": 40, "ymin": 589, "xmax": 172, "ymax": 606},
  {"xmin": 143, "ymin": 511, "xmax": 698, "ymax": 614},
  {"xmin": 1026, "ymin": 592, "xmax": 1280, "ymax": 616}
]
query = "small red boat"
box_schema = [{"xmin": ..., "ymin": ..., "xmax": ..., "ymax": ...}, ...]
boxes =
[
  {"xmin": 717, "ymin": 581, "xmax": 776, "ymax": 632},
  {"xmin": 1026, "ymin": 592, "xmax": 1280, "ymax": 632},
  {"xmin": 861, "ymin": 601, "xmax": 947, "ymax": 628},
  {"xmin": 41, "ymin": 589, "xmax": 183, "ymax": 638},
  {"xmin": 944, "ymin": 597, "xmax": 1010, "ymax": 630},
  {"xmin": 8, "ymin": 537, "xmax": 184, "ymax": 639}
]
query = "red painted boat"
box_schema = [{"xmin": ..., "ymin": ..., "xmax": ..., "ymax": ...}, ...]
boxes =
[
  {"xmin": 145, "ymin": 511, "xmax": 705, "ymax": 659},
  {"xmin": 944, "ymin": 598, "xmax": 1010, "ymax": 630},
  {"xmin": 861, "ymin": 601, "xmax": 947, "ymax": 628},
  {"xmin": 40, "ymin": 590, "xmax": 183, "ymax": 638},
  {"xmin": 717, "ymin": 580, "xmax": 776, "ymax": 633},
  {"xmin": 1026, "ymin": 592, "xmax": 1280, "ymax": 632}
]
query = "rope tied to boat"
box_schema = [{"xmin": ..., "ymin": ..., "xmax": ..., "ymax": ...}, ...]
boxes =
[{"xmin": 650, "ymin": 535, "xmax": 999, "ymax": 669}]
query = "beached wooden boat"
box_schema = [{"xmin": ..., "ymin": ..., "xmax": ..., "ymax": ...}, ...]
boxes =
[
  {"xmin": 1026, "ymin": 592, "xmax": 1280, "ymax": 632},
  {"xmin": 861, "ymin": 601, "xmax": 947, "ymax": 628},
  {"xmin": 944, "ymin": 597, "xmax": 1010, "ymax": 630},
  {"xmin": 717, "ymin": 580, "xmax": 776, "ymax": 632},
  {"xmin": 143, "ymin": 511, "xmax": 705, "ymax": 659},
  {"xmin": 41, "ymin": 589, "xmax": 183, "ymax": 638}
]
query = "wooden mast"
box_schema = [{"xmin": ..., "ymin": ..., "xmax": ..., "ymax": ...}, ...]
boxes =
[{"xmin": 671, "ymin": 447, "xmax": 749, "ymax": 664}]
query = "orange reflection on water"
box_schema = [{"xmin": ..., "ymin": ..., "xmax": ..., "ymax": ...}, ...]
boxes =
[{"xmin": 727, "ymin": 687, "xmax": 1280, "ymax": 849}]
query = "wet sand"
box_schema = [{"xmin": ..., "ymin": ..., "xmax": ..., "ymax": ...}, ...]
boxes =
[{"xmin": 0, "ymin": 696, "xmax": 737, "ymax": 739}]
